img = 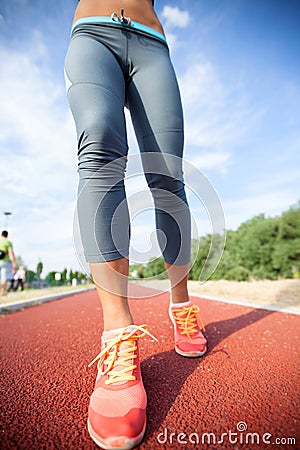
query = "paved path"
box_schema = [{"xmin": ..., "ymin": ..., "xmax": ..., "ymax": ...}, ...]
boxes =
[{"xmin": 1, "ymin": 286, "xmax": 299, "ymax": 449}]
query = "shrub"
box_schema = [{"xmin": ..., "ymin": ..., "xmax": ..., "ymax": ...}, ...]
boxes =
[{"xmin": 224, "ymin": 266, "xmax": 250, "ymax": 281}]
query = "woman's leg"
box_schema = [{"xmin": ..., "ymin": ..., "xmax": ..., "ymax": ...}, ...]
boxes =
[
  {"xmin": 128, "ymin": 35, "xmax": 206, "ymax": 358},
  {"xmin": 65, "ymin": 27, "xmax": 157, "ymax": 450},
  {"xmin": 65, "ymin": 32, "xmax": 132, "ymax": 330},
  {"xmin": 165, "ymin": 262, "xmax": 190, "ymax": 303},
  {"xmin": 90, "ymin": 258, "xmax": 133, "ymax": 331},
  {"xmin": 127, "ymin": 36, "xmax": 190, "ymax": 303}
]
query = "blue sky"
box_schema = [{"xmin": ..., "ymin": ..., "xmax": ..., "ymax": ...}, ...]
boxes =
[{"xmin": 0, "ymin": 0, "xmax": 299, "ymax": 276}]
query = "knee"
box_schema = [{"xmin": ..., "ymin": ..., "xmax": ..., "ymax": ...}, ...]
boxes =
[
  {"xmin": 78, "ymin": 119, "xmax": 126, "ymax": 159},
  {"xmin": 142, "ymin": 151, "xmax": 184, "ymax": 192},
  {"xmin": 76, "ymin": 122, "xmax": 128, "ymax": 181},
  {"xmin": 146, "ymin": 171, "xmax": 186, "ymax": 200}
]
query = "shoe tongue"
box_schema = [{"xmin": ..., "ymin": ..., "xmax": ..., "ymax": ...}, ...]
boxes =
[{"xmin": 102, "ymin": 325, "xmax": 136, "ymax": 342}]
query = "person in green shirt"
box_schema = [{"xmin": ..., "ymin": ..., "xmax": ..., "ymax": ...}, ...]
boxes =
[{"xmin": 0, "ymin": 230, "xmax": 16, "ymax": 296}]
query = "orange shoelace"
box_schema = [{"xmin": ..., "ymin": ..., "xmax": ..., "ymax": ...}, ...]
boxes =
[
  {"xmin": 89, "ymin": 325, "xmax": 157, "ymax": 385},
  {"xmin": 171, "ymin": 305, "xmax": 206, "ymax": 342}
]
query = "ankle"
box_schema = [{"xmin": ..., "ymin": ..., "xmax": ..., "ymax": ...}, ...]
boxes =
[
  {"xmin": 103, "ymin": 316, "xmax": 134, "ymax": 332},
  {"xmin": 170, "ymin": 287, "xmax": 189, "ymax": 304},
  {"xmin": 170, "ymin": 293, "xmax": 190, "ymax": 305}
]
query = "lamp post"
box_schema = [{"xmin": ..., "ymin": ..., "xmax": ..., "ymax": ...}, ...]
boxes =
[{"xmin": 3, "ymin": 212, "xmax": 12, "ymax": 229}]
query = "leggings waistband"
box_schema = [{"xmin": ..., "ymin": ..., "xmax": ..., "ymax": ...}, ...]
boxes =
[{"xmin": 71, "ymin": 16, "xmax": 167, "ymax": 44}]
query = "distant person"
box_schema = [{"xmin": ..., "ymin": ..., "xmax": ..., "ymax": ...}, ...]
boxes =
[
  {"xmin": 7, "ymin": 270, "xmax": 16, "ymax": 292},
  {"xmin": 14, "ymin": 266, "xmax": 26, "ymax": 291},
  {"xmin": 0, "ymin": 230, "xmax": 16, "ymax": 296}
]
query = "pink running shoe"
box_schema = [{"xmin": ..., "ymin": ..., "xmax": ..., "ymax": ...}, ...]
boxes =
[
  {"xmin": 87, "ymin": 325, "xmax": 156, "ymax": 450},
  {"xmin": 169, "ymin": 302, "xmax": 207, "ymax": 357}
]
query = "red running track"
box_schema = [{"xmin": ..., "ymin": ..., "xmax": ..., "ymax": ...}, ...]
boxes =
[{"xmin": 0, "ymin": 285, "xmax": 299, "ymax": 450}]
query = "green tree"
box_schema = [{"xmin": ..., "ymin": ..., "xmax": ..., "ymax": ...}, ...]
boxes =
[
  {"xmin": 45, "ymin": 271, "xmax": 57, "ymax": 285},
  {"xmin": 189, "ymin": 236, "xmax": 211, "ymax": 281},
  {"xmin": 189, "ymin": 203, "xmax": 300, "ymax": 281},
  {"xmin": 36, "ymin": 261, "xmax": 43, "ymax": 280},
  {"xmin": 25, "ymin": 270, "xmax": 36, "ymax": 284},
  {"xmin": 144, "ymin": 257, "xmax": 167, "ymax": 279},
  {"xmin": 272, "ymin": 205, "xmax": 300, "ymax": 277},
  {"xmin": 129, "ymin": 264, "xmax": 145, "ymax": 278},
  {"xmin": 62, "ymin": 268, "xmax": 68, "ymax": 283},
  {"xmin": 224, "ymin": 266, "xmax": 250, "ymax": 281}
]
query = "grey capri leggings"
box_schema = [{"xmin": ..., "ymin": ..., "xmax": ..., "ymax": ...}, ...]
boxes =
[{"xmin": 64, "ymin": 17, "xmax": 191, "ymax": 265}]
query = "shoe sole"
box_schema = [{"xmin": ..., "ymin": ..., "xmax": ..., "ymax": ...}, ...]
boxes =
[
  {"xmin": 87, "ymin": 418, "xmax": 146, "ymax": 450},
  {"xmin": 169, "ymin": 308, "xmax": 207, "ymax": 358},
  {"xmin": 174, "ymin": 345, "xmax": 207, "ymax": 358}
]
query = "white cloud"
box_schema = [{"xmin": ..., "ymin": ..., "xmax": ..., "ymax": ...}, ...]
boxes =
[
  {"xmin": 180, "ymin": 60, "xmax": 265, "ymax": 145},
  {"xmin": 177, "ymin": 59, "xmax": 265, "ymax": 174},
  {"xmin": 186, "ymin": 188, "xmax": 297, "ymax": 241},
  {"xmin": 164, "ymin": 31, "xmax": 178, "ymax": 50},
  {"xmin": 223, "ymin": 190, "xmax": 298, "ymax": 231},
  {"xmin": 247, "ymin": 168, "xmax": 300, "ymax": 194},
  {"xmin": 188, "ymin": 151, "xmax": 232, "ymax": 174},
  {"xmin": 161, "ymin": 6, "xmax": 190, "ymax": 28}
]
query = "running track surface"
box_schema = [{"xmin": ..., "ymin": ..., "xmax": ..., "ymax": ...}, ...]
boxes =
[{"xmin": 1, "ymin": 285, "xmax": 299, "ymax": 450}]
